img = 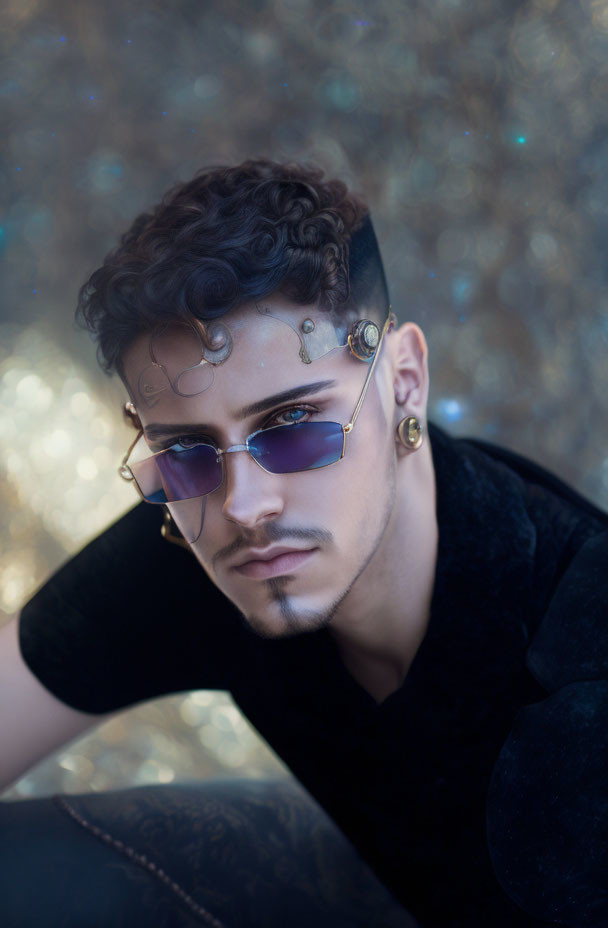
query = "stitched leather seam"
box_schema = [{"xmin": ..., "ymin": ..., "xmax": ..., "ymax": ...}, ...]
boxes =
[{"xmin": 52, "ymin": 794, "xmax": 225, "ymax": 928}]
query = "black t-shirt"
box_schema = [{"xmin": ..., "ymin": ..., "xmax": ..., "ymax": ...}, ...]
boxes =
[{"xmin": 18, "ymin": 422, "xmax": 608, "ymax": 927}]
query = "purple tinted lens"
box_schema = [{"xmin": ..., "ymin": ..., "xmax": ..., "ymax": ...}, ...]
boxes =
[
  {"xmin": 249, "ymin": 421, "xmax": 344, "ymax": 473},
  {"xmin": 131, "ymin": 443, "xmax": 221, "ymax": 503}
]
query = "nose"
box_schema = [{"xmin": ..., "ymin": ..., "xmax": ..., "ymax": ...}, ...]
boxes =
[{"xmin": 220, "ymin": 446, "xmax": 285, "ymax": 528}]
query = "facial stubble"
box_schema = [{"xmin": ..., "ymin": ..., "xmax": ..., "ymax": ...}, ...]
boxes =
[{"xmin": 236, "ymin": 445, "xmax": 398, "ymax": 641}]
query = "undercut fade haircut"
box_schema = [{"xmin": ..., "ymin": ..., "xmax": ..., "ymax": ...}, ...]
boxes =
[{"xmin": 75, "ymin": 157, "xmax": 390, "ymax": 379}]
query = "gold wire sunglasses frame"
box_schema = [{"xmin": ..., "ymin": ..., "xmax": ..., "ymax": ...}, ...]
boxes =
[{"xmin": 119, "ymin": 311, "xmax": 395, "ymax": 504}]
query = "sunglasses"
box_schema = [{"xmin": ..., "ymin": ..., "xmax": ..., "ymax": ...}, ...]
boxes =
[{"xmin": 119, "ymin": 312, "xmax": 394, "ymax": 504}]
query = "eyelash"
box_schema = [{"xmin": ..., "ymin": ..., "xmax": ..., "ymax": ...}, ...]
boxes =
[{"xmin": 160, "ymin": 404, "xmax": 319, "ymax": 450}]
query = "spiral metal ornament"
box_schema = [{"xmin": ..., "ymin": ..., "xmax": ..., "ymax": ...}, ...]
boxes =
[{"xmin": 200, "ymin": 320, "xmax": 233, "ymax": 364}]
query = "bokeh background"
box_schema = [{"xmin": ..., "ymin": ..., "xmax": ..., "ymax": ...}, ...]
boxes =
[{"xmin": 1, "ymin": 0, "xmax": 607, "ymax": 799}]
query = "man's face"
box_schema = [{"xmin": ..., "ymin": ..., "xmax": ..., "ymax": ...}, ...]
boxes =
[{"xmin": 121, "ymin": 295, "xmax": 399, "ymax": 639}]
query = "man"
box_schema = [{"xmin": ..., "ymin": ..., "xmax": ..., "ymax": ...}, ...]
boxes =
[{"xmin": 1, "ymin": 158, "xmax": 607, "ymax": 927}]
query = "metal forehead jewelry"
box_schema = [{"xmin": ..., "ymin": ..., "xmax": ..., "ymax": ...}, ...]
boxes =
[
  {"xmin": 131, "ymin": 304, "xmax": 387, "ymax": 412},
  {"xmin": 123, "ymin": 308, "xmax": 392, "ymax": 428}
]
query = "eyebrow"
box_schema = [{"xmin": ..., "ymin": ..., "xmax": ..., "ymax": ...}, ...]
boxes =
[{"xmin": 144, "ymin": 379, "xmax": 338, "ymax": 440}]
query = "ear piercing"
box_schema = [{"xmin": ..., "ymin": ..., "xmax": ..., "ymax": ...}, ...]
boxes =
[{"xmin": 395, "ymin": 415, "xmax": 423, "ymax": 451}]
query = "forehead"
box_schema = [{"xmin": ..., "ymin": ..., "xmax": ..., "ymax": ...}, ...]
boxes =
[{"xmin": 121, "ymin": 299, "xmax": 355, "ymax": 422}]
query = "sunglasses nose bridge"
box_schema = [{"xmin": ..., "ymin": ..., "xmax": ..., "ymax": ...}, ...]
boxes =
[
  {"xmin": 221, "ymin": 443, "xmax": 249, "ymax": 455},
  {"xmin": 217, "ymin": 441, "xmax": 262, "ymax": 471},
  {"xmin": 216, "ymin": 440, "xmax": 273, "ymax": 490}
]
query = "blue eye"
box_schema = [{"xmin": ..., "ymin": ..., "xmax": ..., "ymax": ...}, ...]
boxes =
[{"xmin": 266, "ymin": 405, "xmax": 315, "ymax": 428}]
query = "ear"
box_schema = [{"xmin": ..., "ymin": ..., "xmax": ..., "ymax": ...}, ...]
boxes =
[
  {"xmin": 122, "ymin": 400, "xmax": 143, "ymax": 432},
  {"xmin": 386, "ymin": 322, "xmax": 430, "ymax": 424}
]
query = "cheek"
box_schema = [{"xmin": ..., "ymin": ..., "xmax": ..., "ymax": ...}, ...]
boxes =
[
  {"xmin": 298, "ymin": 436, "xmax": 380, "ymax": 528},
  {"xmin": 167, "ymin": 497, "xmax": 207, "ymax": 545},
  {"xmin": 293, "ymin": 420, "xmax": 386, "ymax": 514},
  {"xmin": 342, "ymin": 420, "xmax": 394, "ymax": 519}
]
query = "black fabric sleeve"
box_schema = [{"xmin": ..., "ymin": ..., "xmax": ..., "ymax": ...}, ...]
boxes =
[{"xmin": 18, "ymin": 502, "xmax": 251, "ymax": 714}]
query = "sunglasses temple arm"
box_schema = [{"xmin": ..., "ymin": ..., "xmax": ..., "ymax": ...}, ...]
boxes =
[
  {"xmin": 118, "ymin": 428, "xmax": 144, "ymax": 481},
  {"xmin": 345, "ymin": 312, "xmax": 394, "ymax": 434}
]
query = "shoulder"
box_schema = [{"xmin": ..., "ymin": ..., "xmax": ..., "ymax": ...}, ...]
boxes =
[
  {"xmin": 525, "ymin": 527, "xmax": 608, "ymax": 690},
  {"xmin": 429, "ymin": 422, "xmax": 607, "ymax": 631},
  {"xmin": 431, "ymin": 427, "xmax": 608, "ymax": 922},
  {"xmin": 485, "ymin": 526, "xmax": 608, "ymax": 925},
  {"xmin": 486, "ymin": 676, "xmax": 608, "ymax": 925}
]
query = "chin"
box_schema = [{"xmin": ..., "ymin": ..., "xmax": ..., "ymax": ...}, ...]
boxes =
[{"xmin": 237, "ymin": 601, "xmax": 333, "ymax": 640}]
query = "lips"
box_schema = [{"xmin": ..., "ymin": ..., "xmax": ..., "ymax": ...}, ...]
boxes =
[
  {"xmin": 232, "ymin": 546, "xmax": 313, "ymax": 568},
  {"xmin": 232, "ymin": 548, "xmax": 317, "ymax": 579}
]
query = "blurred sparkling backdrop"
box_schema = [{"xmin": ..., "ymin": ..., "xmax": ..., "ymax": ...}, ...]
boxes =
[{"xmin": 1, "ymin": 0, "xmax": 607, "ymax": 799}]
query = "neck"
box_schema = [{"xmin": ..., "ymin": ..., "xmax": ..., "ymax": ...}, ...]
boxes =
[{"xmin": 328, "ymin": 438, "xmax": 438, "ymax": 702}]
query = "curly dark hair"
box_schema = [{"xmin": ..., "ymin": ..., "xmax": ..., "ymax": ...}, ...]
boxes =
[{"xmin": 75, "ymin": 157, "xmax": 389, "ymax": 379}]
